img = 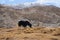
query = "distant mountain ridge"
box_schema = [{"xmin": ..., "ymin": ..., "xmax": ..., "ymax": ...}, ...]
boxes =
[{"xmin": 0, "ymin": 4, "xmax": 60, "ymax": 28}]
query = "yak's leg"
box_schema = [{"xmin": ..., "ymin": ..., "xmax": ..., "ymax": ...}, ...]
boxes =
[{"xmin": 28, "ymin": 24, "xmax": 32, "ymax": 28}]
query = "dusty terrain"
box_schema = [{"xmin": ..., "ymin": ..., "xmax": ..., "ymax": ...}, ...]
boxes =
[{"xmin": 0, "ymin": 27, "xmax": 60, "ymax": 40}]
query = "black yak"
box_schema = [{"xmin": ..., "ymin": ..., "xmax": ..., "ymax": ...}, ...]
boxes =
[{"xmin": 18, "ymin": 20, "xmax": 32, "ymax": 28}]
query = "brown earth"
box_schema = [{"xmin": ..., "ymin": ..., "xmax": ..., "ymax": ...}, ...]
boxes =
[{"xmin": 0, "ymin": 27, "xmax": 60, "ymax": 40}]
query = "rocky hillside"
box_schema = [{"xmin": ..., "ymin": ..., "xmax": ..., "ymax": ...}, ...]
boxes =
[
  {"xmin": 0, "ymin": 4, "xmax": 60, "ymax": 28},
  {"xmin": 22, "ymin": 5, "xmax": 60, "ymax": 27}
]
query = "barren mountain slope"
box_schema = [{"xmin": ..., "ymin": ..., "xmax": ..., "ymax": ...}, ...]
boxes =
[{"xmin": 0, "ymin": 5, "xmax": 60, "ymax": 28}]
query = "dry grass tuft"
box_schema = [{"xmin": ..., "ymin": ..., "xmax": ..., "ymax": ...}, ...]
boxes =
[{"xmin": 0, "ymin": 27, "xmax": 60, "ymax": 40}]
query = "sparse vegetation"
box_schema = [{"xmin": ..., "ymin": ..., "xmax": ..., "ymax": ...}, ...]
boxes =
[
  {"xmin": 0, "ymin": 27, "xmax": 60, "ymax": 40},
  {"xmin": 50, "ymin": 38, "xmax": 58, "ymax": 40}
]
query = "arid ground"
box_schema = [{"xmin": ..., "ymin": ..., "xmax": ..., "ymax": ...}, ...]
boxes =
[{"xmin": 0, "ymin": 27, "xmax": 60, "ymax": 40}]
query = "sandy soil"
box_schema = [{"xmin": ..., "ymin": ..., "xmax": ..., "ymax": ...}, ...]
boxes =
[{"xmin": 0, "ymin": 27, "xmax": 60, "ymax": 40}]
